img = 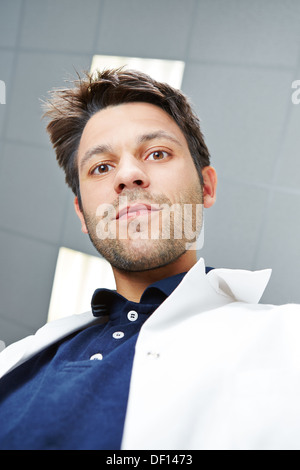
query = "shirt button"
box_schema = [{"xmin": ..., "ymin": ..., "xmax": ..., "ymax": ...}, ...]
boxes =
[
  {"xmin": 112, "ymin": 331, "xmax": 125, "ymax": 339},
  {"xmin": 127, "ymin": 310, "xmax": 138, "ymax": 322},
  {"xmin": 90, "ymin": 353, "xmax": 103, "ymax": 361}
]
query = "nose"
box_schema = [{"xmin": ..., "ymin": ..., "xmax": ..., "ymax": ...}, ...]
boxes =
[{"xmin": 113, "ymin": 154, "xmax": 150, "ymax": 194}]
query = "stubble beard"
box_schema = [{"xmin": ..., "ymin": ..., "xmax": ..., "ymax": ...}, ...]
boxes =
[{"xmin": 82, "ymin": 185, "xmax": 203, "ymax": 273}]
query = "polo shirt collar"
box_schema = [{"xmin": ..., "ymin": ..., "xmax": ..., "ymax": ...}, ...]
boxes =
[
  {"xmin": 91, "ymin": 271, "xmax": 187, "ymax": 318},
  {"xmin": 91, "ymin": 257, "xmax": 272, "ymax": 318}
]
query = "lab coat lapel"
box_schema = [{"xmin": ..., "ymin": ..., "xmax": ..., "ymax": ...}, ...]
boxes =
[{"xmin": 121, "ymin": 259, "xmax": 272, "ymax": 450}]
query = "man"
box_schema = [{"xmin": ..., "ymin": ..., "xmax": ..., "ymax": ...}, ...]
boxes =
[{"xmin": 1, "ymin": 69, "xmax": 300, "ymax": 450}]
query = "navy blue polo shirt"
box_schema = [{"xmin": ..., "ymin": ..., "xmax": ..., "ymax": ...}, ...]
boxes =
[{"xmin": 0, "ymin": 272, "xmax": 188, "ymax": 450}]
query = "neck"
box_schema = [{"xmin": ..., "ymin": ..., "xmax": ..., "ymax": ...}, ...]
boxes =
[{"xmin": 112, "ymin": 250, "xmax": 198, "ymax": 302}]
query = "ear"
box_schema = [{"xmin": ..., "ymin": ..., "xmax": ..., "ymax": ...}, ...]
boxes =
[
  {"xmin": 74, "ymin": 197, "xmax": 88, "ymax": 234},
  {"xmin": 202, "ymin": 166, "xmax": 217, "ymax": 208}
]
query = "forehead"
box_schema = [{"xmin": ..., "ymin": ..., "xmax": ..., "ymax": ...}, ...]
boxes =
[{"xmin": 78, "ymin": 102, "xmax": 189, "ymax": 155}]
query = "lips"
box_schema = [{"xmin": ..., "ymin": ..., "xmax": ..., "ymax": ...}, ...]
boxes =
[{"xmin": 116, "ymin": 203, "xmax": 160, "ymax": 220}]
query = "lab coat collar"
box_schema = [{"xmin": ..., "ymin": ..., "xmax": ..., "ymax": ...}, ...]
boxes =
[
  {"xmin": 136, "ymin": 258, "xmax": 272, "ymax": 335},
  {"xmin": 206, "ymin": 262, "xmax": 272, "ymax": 304}
]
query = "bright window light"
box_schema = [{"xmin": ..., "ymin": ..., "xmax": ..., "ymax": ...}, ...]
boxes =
[
  {"xmin": 47, "ymin": 247, "xmax": 115, "ymax": 323},
  {"xmin": 90, "ymin": 55, "xmax": 185, "ymax": 89}
]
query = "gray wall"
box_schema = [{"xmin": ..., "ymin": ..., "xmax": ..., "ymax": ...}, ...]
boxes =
[{"xmin": 0, "ymin": 0, "xmax": 299, "ymax": 346}]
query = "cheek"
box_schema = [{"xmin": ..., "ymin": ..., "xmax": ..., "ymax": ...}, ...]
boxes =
[
  {"xmin": 171, "ymin": 159, "xmax": 200, "ymax": 188},
  {"xmin": 80, "ymin": 182, "xmax": 111, "ymax": 210}
]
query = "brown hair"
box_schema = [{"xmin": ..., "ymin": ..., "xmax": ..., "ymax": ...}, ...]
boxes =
[{"xmin": 43, "ymin": 68, "xmax": 210, "ymax": 205}]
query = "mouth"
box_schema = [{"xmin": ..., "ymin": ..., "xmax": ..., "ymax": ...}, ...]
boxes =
[{"xmin": 116, "ymin": 203, "xmax": 161, "ymax": 221}]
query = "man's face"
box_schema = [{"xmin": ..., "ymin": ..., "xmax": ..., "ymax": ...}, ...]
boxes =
[{"xmin": 75, "ymin": 102, "xmax": 205, "ymax": 272}]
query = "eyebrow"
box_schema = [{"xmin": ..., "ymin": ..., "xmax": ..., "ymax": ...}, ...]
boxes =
[
  {"xmin": 79, "ymin": 143, "xmax": 113, "ymax": 172},
  {"xmin": 79, "ymin": 130, "xmax": 183, "ymax": 171},
  {"xmin": 137, "ymin": 130, "xmax": 183, "ymax": 147}
]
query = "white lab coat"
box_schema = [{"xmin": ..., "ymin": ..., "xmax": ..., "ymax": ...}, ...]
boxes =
[{"xmin": 1, "ymin": 258, "xmax": 300, "ymax": 450}]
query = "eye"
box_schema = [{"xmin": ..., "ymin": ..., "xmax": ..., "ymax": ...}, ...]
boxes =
[
  {"xmin": 147, "ymin": 150, "xmax": 169, "ymax": 161},
  {"xmin": 91, "ymin": 163, "xmax": 114, "ymax": 175}
]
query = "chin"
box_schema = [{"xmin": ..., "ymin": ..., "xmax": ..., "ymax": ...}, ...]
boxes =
[{"xmin": 93, "ymin": 237, "xmax": 188, "ymax": 273}]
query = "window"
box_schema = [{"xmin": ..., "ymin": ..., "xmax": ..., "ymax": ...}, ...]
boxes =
[
  {"xmin": 90, "ymin": 55, "xmax": 185, "ymax": 89},
  {"xmin": 47, "ymin": 247, "xmax": 115, "ymax": 322}
]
